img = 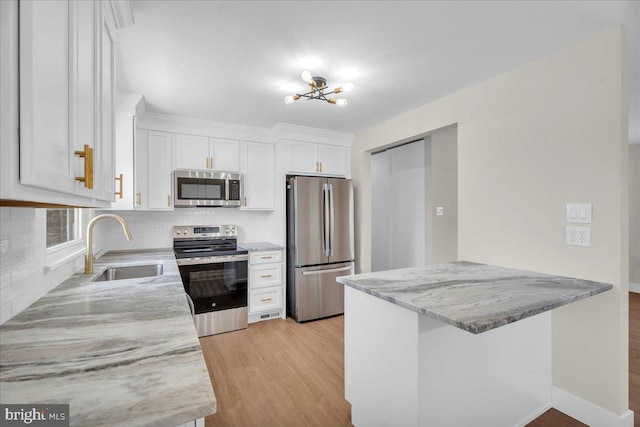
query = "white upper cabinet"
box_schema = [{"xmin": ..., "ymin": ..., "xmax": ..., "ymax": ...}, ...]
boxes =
[
  {"xmin": 210, "ymin": 138, "xmax": 240, "ymax": 172},
  {"xmin": 286, "ymin": 141, "xmax": 348, "ymax": 177},
  {"xmin": 175, "ymin": 134, "xmax": 240, "ymax": 171},
  {"xmin": 175, "ymin": 134, "xmax": 209, "ymax": 170},
  {"xmin": 241, "ymin": 141, "xmax": 274, "ymax": 210},
  {"xmin": 11, "ymin": 0, "xmax": 119, "ymax": 206},
  {"xmin": 135, "ymin": 130, "xmax": 173, "ymax": 210}
]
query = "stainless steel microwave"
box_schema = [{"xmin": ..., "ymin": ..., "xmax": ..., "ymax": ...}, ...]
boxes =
[{"xmin": 174, "ymin": 170, "xmax": 242, "ymax": 207}]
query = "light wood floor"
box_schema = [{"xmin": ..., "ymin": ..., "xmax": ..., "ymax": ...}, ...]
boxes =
[{"xmin": 200, "ymin": 294, "xmax": 640, "ymax": 427}]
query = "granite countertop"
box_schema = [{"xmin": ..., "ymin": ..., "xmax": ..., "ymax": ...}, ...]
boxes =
[
  {"xmin": 0, "ymin": 249, "xmax": 216, "ymax": 427},
  {"xmin": 336, "ymin": 261, "xmax": 612, "ymax": 334},
  {"xmin": 239, "ymin": 242, "xmax": 285, "ymax": 252}
]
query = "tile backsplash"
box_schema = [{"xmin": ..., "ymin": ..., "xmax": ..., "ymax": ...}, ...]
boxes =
[{"xmin": 0, "ymin": 207, "xmax": 84, "ymax": 324}]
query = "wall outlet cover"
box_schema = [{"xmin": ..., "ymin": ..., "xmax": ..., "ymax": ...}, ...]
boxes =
[
  {"xmin": 436, "ymin": 207, "xmax": 444, "ymax": 216},
  {"xmin": 566, "ymin": 226, "xmax": 591, "ymax": 247}
]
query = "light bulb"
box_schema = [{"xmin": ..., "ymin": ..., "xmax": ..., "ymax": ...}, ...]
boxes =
[
  {"xmin": 284, "ymin": 95, "xmax": 295, "ymax": 104},
  {"xmin": 342, "ymin": 83, "xmax": 354, "ymax": 92},
  {"xmin": 336, "ymin": 99, "xmax": 348, "ymax": 107},
  {"xmin": 301, "ymin": 70, "xmax": 313, "ymax": 84}
]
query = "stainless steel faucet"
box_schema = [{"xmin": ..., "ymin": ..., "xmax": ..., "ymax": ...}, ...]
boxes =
[{"xmin": 85, "ymin": 213, "xmax": 133, "ymax": 274}]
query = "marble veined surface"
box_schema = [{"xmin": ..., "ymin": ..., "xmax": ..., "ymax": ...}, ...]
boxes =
[
  {"xmin": 239, "ymin": 242, "xmax": 284, "ymax": 252},
  {"xmin": 0, "ymin": 249, "xmax": 216, "ymax": 427},
  {"xmin": 336, "ymin": 261, "xmax": 612, "ymax": 334}
]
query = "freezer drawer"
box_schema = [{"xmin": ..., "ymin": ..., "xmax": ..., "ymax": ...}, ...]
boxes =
[{"xmin": 293, "ymin": 262, "xmax": 354, "ymax": 322}]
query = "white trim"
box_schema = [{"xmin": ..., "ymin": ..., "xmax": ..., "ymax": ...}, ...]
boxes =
[
  {"xmin": 272, "ymin": 122, "xmax": 353, "ymax": 146},
  {"xmin": 515, "ymin": 403, "xmax": 552, "ymax": 427},
  {"xmin": 138, "ymin": 112, "xmax": 272, "ymax": 143},
  {"xmin": 551, "ymin": 386, "xmax": 634, "ymax": 427},
  {"xmin": 106, "ymin": 0, "xmax": 134, "ymax": 28},
  {"xmin": 630, "ymin": 282, "xmax": 640, "ymax": 293}
]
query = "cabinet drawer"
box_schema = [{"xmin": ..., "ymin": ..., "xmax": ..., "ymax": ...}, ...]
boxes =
[
  {"xmin": 250, "ymin": 264, "xmax": 282, "ymax": 289},
  {"xmin": 250, "ymin": 287, "xmax": 282, "ymax": 314},
  {"xmin": 250, "ymin": 250, "xmax": 282, "ymax": 265}
]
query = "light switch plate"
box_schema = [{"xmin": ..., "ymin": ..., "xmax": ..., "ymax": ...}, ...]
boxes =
[
  {"xmin": 566, "ymin": 203, "xmax": 592, "ymax": 224},
  {"xmin": 436, "ymin": 207, "xmax": 444, "ymax": 216},
  {"xmin": 566, "ymin": 226, "xmax": 591, "ymax": 247}
]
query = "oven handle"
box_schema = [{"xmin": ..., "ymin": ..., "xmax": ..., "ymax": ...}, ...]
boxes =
[
  {"xmin": 176, "ymin": 254, "xmax": 249, "ymax": 266},
  {"xmin": 185, "ymin": 293, "xmax": 195, "ymax": 317}
]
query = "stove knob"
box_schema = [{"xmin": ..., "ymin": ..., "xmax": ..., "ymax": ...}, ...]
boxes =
[
  {"xmin": 175, "ymin": 230, "xmax": 181, "ymax": 235},
  {"xmin": 182, "ymin": 229, "xmax": 189, "ymax": 235},
  {"xmin": 225, "ymin": 227, "xmax": 230, "ymax": 234}
]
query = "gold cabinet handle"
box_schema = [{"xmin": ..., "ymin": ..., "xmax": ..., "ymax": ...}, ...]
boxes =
[
  {"xmin": 244, "ymin": 196, "xmax": 247, "ymax": 207},
  {"xmin": 210, "ymin": 156, "xmax": 214, "ymax": 169},
  {"xmin": 315, "ymin": 161, "xmax": 318, "ymax": 172},
  {"xmin": 74, "ymin": 144, "xmax": 94, "ymax": 189},
  {"xmin": 320, "ymin": 162, "xmax": 323, "ymax": 172},
  {"xmin": 260, "ymin": 274, "xmax": 272, "ymax": 279},
  {"xmin": 136, "ymin": 192, "xmax": 142, "ymax": 206},
  {"xmin": 260, "ymin": 256, "xmax": 272, "ymax": 259},
  {"xmin": 114, "ymin": 173, "xmax": 123, "ymax": 198},
  {"xmin": 260, "ymin": 298, "xmax": 273, "ymax": 302},
  {"xmin": 168, "ymin": 195, "xmax": 171, "ymax": 207}
]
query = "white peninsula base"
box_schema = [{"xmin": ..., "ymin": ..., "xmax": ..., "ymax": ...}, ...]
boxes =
[{"xmin": 344, "ymin": 286, "xmax": 552, "ymax": 427}]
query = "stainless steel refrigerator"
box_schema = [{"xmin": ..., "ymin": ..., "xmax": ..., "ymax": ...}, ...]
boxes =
[{"xmin": 287, "ymin": 176, "xmax": 354, "ymax": 322}]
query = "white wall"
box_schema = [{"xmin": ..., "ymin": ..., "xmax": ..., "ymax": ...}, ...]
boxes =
[
  {"xmin": 425, "ymin": 126, "xmax": 458, "ymax": 264},
  {"xmin": 630, "ymin": 144, "xmax": 640, "ymax": 286},
  {"xmin": 94, "ymin": 209, "xmax": 277, "ymax": 251},
  {"xmin": 351, "ymin": 26, "xmax": 628, "ymax": 416},
  {"xmin": 0, "ymin": 208, "xmax": 85, "ymax": 324}
]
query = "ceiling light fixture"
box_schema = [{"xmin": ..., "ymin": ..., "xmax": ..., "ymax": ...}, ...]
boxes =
[{"xmin": 284, "ymin": 70, "xmax": 353, "ymax": 107}]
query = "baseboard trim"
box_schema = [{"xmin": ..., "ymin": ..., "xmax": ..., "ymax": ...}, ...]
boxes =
[
  {"xmin": 552, "ymin": 387, "xmax": 634, "ymax": 427},
  {"xmin": 515, "ymin": 403, "xmax": 552, "ymax": 427},
  {"xmin": 630, "ymin": 282, "xmax": 640, "ymax": 293}
]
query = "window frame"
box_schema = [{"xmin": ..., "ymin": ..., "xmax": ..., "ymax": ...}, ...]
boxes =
[{"xmin": 44, "ymin": 208, "xmax": 87, "ymax": 272}]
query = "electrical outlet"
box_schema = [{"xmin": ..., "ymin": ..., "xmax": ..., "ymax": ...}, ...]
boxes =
[
  {"xmin": 566, "ymin": 226, "xmax": 591, "ymax": 247},
  {"xmin": 436, "ymin": 207, "xmax": 444, "ymax": 216}
]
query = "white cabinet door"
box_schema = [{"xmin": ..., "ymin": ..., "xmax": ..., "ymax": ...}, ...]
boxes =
[
  {"xmin": 19, "ymin": 0, "xmax": 75, "ymax": 194},
  {"xmin": 318, "ymin": 144, "xmax": 347, "ymax": 177},
  {"xmin": 175, "ymin": 134, "xmax": 209, "ymax": 170},
  {"xmin": 241, "ymin": 142, "xmax": 274, "ymax": 210},
  {"xmin": 17, "ymin": 0, "xmax": 115, "ymax": 204},
  {"xmin": 287, "ymin": 141, "xmax": 318, "ymax": 174},
  {"xmin": 135, "ymin": 130, "xmax": 172, "ymax": 210},
  {"xmin": 96, "ymin": 3, "xmax": 116, "ymax": 202},
  {"xmin": 210, "ymin": 138, "xmax": 240, "ymax": 171},
  {"xmin": 147, "ymin": 131, "xmax": 173, "ymax": 210}
]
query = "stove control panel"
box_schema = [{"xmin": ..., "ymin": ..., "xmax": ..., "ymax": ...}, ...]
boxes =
[{"xmin": 173, "ymin": 225, "xmax": 238, "ymax": 239}]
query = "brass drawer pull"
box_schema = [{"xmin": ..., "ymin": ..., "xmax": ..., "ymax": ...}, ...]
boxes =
[
  {"xmin": 260, "ymin": 274, "xmax": 272, "ymax": 279},
  {"xmin": 319, "ymin": 162, "xmax": 323, "ymax": 172},
  {"xmin": 74, "ymin": 144, "xmax": 94, "ymax": 189},
  {"xmin": 168, "ymin": 195, "xmax": 171, "ymax": 207},
  {"xmin": 260, "ymin": 298, "xmax": 273, "ymax": 302},
  {"xmin": 136, "ymin": 192, "xmax": 142, "ymax": 206},
  {"xmin": 260, "ymin": 256, "xmax": 272, "ymax": 259},
  {"xmin": 114, "ymin": 173, "xmax": 123, "ymax": 198}
]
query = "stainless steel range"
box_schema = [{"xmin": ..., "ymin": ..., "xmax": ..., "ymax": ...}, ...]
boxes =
[{"xmin": 173, "ymin": 225, "xmax": 248, "ymax": 336}]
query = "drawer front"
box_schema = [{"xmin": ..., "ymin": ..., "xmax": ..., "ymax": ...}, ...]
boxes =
[
  {"xmin": 250, "ymin": 250, "xmax": 283, "ymax": 265},
  {"xmin": 250, "ymin": 264, "xmax": 282, "ymax": 289},
  {"xmin": 250, "ymin": 287, "xmax": 282, "ymax": 314}
]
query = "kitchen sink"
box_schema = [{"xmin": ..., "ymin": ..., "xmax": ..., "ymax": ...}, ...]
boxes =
[{"xmin": 92, "ymin": 264, "xmax": 164, "ymax": 282}]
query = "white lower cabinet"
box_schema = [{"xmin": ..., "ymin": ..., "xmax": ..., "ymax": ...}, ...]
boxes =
[{"xmin": 248, "ymin": 249, "xmax": 284, "ymax": 323}]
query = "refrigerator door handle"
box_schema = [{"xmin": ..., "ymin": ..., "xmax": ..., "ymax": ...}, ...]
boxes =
[
  {"xmin": 323, "ymin": 183, "xmax": 330, "ymax": 257},
  {"xmin": 302, "ymin": 265, "xmax": 353, "ymax": 276},
  {"xmin": 329, "ymin": 183, "xmax": 335, "ymax": 256}
]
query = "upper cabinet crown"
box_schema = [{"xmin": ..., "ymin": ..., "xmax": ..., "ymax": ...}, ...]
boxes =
[{"xmin": 175, "ymin": 134, "xmax": 240, "ymax": 172}]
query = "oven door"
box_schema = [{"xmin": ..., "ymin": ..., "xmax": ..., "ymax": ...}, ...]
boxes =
[{"xmin": 178, "ymin": 257, "xmax": 248, "ymax": 313}]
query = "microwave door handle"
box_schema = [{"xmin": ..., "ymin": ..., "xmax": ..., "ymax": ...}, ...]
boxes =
[
  {"xmin": 225, "ymin": 178, "xmax": 229, "ymax": 201},
  {"xmin": 329, "ymin": 183, "xmax": 335, "ymax": 257},
  {"xmin": 323, "ymin": 183, "xmax": 330, "ymax": 257}
]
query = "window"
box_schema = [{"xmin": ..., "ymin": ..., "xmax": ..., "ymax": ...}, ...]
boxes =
[{"xmin": 46, "ymin": 209, "xmax": 81, "ymax": 248}]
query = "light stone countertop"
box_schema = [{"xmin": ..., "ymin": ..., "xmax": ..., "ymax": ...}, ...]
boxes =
[
  {"xmin": 336, "ymin": 261, "xmax": 612, "ymax": 334},
  {"xmin": 0, "ymin": 249, "xmax": 216, "ymax": 427},
  {"xmin": 238, "ymin": 242, "xmax": 284, "ymax": 252}
]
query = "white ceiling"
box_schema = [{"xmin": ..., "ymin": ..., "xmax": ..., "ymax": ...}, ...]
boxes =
[{"xmin": 116, "ymin": 1, "xmax": 639, "ymax": 143}]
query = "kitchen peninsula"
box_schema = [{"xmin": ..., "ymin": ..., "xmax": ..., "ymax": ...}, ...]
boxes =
[{"xmin": 337, "ymin": 261, "xmax": 612, "ymax": 427}]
